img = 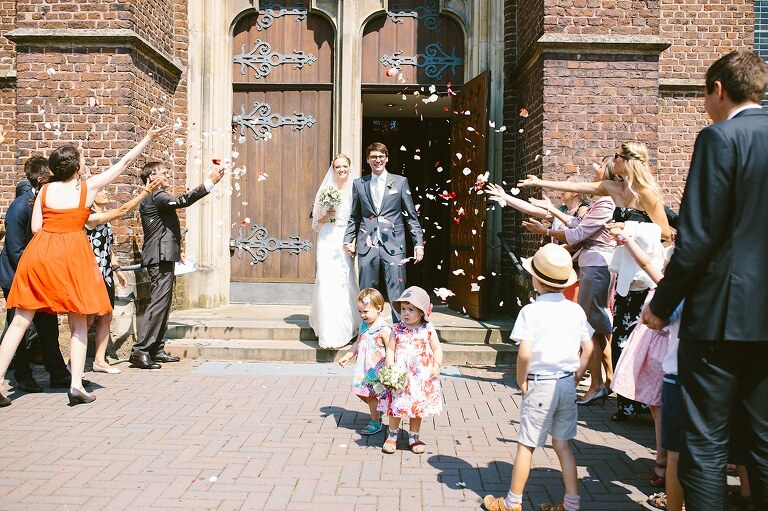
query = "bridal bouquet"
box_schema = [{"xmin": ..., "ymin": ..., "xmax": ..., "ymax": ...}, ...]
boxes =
[
  {"xmin": 378, "ymin": 364, "xmax": 407, "ymax": 391},
  {"xmin": 318, "ymin": 186, "xmax": 342, "ymax": 223}
]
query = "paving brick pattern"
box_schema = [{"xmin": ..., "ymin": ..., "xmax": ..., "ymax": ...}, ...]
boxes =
[{"xmin": 0, "ymin": 361, "xmax": 674, "ymax": 510}]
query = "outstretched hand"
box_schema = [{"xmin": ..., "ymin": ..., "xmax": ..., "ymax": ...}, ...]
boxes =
[
  {"xmin": 527, "ymin": 196, "xmax": 553, "ymax": 211},
  {"xmin": 521, "ymin": 218, "xmax": 547, "ymax": 236},
  {"xmin": 209, "ymin": 166, "xmax": 225, "ymax": 184},
  {"xmin": 517, "ymin": 175, "xmax": 541, "ymax": 188},
  {"xmin": 147, "ymin": 125, "xmax": 171, "ymax": 139},
  {"xmin": 144, "ymin": 176, "xmax": 163, "ymax": 193}
]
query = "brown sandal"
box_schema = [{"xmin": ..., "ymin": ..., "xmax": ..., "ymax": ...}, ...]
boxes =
[
  {"xmin": 381, "ymin": 438, "xmax": 397, "ymax": 454},
  {"xmin": 482, "ymin": 495, "xmax": 520, "ymax": 511}
]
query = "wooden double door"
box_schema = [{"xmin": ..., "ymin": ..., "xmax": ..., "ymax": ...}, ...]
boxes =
[{"xmin": 230, "ymin": 4, "xmax": 333, "ymax": 283}]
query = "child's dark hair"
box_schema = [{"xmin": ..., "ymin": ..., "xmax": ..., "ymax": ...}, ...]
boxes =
[
  {"xmin": 141, "ymin": 161, "xmax": 164, "ymax": 185},
  {"xmin": 357, "ymin": 288, "xmax": 385, "ymax": 311},
  {"xmin": 48, "ymin": 145, "xmax": 80, "ymax": 182}
]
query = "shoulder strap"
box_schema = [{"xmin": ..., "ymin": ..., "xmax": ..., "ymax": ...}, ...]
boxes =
[
  {"xmin": 78, "ymin": 180, "xmax": 87, "ymax": 208},
  {"xmin": 40, "ymin": 183, "xmax": 48, "ymax": 208}
]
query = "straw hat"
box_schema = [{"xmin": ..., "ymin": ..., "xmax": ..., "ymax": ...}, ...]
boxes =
[
  {"xmin": 521, "ymin": 243, "xmax": 578, "ymax": 288},
  {"xmin": 393, "ymin": 286, "xmax": 432, "ymax": 320}
]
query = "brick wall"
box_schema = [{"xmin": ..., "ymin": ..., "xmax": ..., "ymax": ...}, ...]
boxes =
[
  {"xmin": 16, "ymin": 1, "xmax": 130, "ymax": 30},
  {"xmin": 545, "ymin": 0, "xmax": 658, "ymax": 35}
]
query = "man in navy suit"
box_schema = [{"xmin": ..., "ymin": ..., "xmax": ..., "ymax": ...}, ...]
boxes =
[
  {"xmin": 643, "ymin": 51, "xmax": 768, "ymax": 510},
  {"xmin": 344, "ymin": 142, "xmax": 423, "ymax": 320}
]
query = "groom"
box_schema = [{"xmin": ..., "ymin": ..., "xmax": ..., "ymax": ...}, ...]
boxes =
[{"xmin": 344, "ymin": 142, "xmax": 424, "ymax": 320}]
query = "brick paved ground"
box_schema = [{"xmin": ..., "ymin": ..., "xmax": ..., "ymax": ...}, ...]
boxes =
[{"xmin": 0, "ymin": 361, "xmax": 737, "ymax": 510}]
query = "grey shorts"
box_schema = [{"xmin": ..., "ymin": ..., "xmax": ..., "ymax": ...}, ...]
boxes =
[
  {"xmin": 577, "ymin": 265, "xmax": 612, "ymax": 335},
  {"xmin": 518, "ymin": 376, "xmax": 578, "ymax": 448}
]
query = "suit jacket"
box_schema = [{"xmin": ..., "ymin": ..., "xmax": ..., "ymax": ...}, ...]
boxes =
[
  {"xmin": 650, "ymin": 108, "xmax": 768, "ymax": 341},
  {"xmin": 140, "ymin": 184, "xmax": 209, "ymax": 266},
  {"xmin": 0, "ymin": 188, "xmax": 34, "ymax": 289},
  {"xmin": 344, "ymin": 173, "xmax": 423, "ymax": 256}
]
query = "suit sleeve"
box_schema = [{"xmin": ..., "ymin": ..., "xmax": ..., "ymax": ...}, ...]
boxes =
[
  {"xmin": 650, "ymin": 126, "xmax": 735, "ymax": 320},
  {"xmin": 153, "ymin": 184, "xmax": 210, "ymax": 211},
  {"xmin": 6, "ymin": 204, "xmax": 30, "ymax": 270},
  {"xmin": 400, "ymin": 178, "xmax": 423, "ymax": 248},
  {"xmin": 344, "ymin": 182, "xmax": 361, "ymax": 244}
]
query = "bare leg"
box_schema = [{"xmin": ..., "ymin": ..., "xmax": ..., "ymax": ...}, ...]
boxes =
[
  {"xmin": 67, "ymin": 313, "xmax": 89, "ymax": 394},
  {"xmin": 602, "ymin": 334, "xmax": 613, "ymax": 388},
  {"xmin": 552, "ymin": 439, "xmax": 579, "ymax": 496},
  {"xmin": 583, "ymin": 333, "xmax": 607, "ymax": 399},
  {"xmin": 93, "ymin": 312, "xmax": 113, "ymax": 366},
  {"xmin": 666, "ymin": 451, "xmax": 683, "ymax": 511},
  {"xmin": 650, "ymin": 405, "xmax": 668, "ymax": 479},
  {"xmin": 357, "ymin": 394, "xmax": 380, "ymax": 422},
  {"xmin": 0, "ymin": 309, "xmax": 35, "ymax": 394},
  {"xmin": 510, "ymin": 443, "xmax": 535, "ymax": 494},
  {"xmin": 409, "ymin": 417, "xmax": 422, "ymax": 434}
]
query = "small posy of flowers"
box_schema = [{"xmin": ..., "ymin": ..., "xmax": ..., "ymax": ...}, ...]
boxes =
[
  {"xmin": 318, "ymin": 186, "xmax": 342, "ymax": 222},
  {"xmin": 378, "ymin": 365, "xmax": 406, "ymax": 390},
  {"xmin": 386, "ymin": 180, "xmax": 395, "ymax": 190}
]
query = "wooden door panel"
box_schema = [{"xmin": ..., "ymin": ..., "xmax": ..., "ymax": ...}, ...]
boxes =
[{"xmin": 448, "ymin": 71, "xmax": 489, "ymax": 318}]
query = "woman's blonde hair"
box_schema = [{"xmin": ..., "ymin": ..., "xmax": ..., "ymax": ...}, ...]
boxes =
[
  {"xmin": 566, "ymin": 174, "xmax": 592, "ymax": 204},
  {"xmin": 617, "ymin": 141, "xmax": 663, "ymax": 208},
  {"xmin": 357, "ymin": 288, "xmax": 385, "ymax": 311},
  {"xmin": 332, "ymin": 153, "xmax": 351, "ymax": 167}
]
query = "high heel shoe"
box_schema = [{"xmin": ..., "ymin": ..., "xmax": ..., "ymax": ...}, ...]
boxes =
[
  {"xmin": 0, "ymin": 394, "xmax": 11, "ymax": 407},
  {"xmin": 576, "ymin": 387, "xmax": 609, "ymax": 405},
  {"xmin": 67, "ymin": 388, "xmax": 96, "ymax": 406}
]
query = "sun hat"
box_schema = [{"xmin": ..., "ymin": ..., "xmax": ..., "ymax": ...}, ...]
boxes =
[
  {"xmin": 393, "ymin": 286, "xmax": 433, "ymax": 320},
  {"xmin": 521, "ymin": 243, "xmax": 578, "ymax": 288}
]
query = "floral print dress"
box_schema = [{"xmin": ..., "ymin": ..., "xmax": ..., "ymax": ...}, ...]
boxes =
[
  {"xmin": 85, "ymin": 218, "xmax": 115, "ymax": 307},
  {"xmin": 350, "ymin": 318, "xmax": 387, "ymax": 398},
  {"xmin": 378, "ymin": 321, "xmax": 443, "ymax": 418}
]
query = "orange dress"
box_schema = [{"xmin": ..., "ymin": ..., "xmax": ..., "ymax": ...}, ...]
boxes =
[{"xmin": 7, "ymin": 182, "xmax": 112, "ymax": 316}]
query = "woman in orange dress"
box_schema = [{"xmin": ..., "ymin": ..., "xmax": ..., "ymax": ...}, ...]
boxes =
[{"xmin": 0, "ymin": 125, "xmax": 169, "ymax": 407}]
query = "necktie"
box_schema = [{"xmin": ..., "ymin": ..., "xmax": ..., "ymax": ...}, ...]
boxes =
[{"xmin": 373, "ymin": 176, "xmax": 383, "ymax": 211}]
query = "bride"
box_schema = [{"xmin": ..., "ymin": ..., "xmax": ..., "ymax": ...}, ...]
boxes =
[{"xmin": 309, "ymin": 153, "xmax": 360, "ymax": 348}]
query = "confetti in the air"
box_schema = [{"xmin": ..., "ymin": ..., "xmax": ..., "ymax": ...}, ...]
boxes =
[{"xmin": 519, "ymin": 108, "xmax": 529, "ymax": 117}]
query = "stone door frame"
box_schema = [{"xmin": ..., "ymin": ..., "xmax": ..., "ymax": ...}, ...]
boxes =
[{"xmin": 184, "ymin": 0, "xmax": 505, "ymax": 308}]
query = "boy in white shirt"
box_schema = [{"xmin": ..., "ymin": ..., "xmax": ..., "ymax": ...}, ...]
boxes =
[{"xmin": 484, "ymin": 243, "xmax": 593, "ymax": 511}]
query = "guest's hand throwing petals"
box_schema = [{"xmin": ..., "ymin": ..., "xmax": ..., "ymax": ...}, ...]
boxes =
[
  {"xmin": 209, "ymin": 166, "xmax": 225, "ymax": 184},
  {"xmin": 517, "ymin": 174, "xmax": 542, "ymax": 188}
]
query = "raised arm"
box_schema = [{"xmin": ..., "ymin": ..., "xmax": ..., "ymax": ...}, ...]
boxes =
[
  {"xmin": 85, "ymin": 177, "xmax": 163, "ymax": 230},
  {"xmin": 528, "ymin": 196, "xmax": 570, "ymax": 224},
  {"xmin": 85, "ymin": 125, "xmax": 170, "ymax": 198},
  {"xmin": 517, "ymin": 174, "xmax": 613, "ymax": 197},
  {"xmin": 30, "ymin": 192, "xmax": 43, "ymax": 234}
]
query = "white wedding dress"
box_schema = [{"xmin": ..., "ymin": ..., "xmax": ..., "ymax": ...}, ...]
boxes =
[{"xmin": 309, "ymin": 191, "xmax": 360, "ymax": 348}]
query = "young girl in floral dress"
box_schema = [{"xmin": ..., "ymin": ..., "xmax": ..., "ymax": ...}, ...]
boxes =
[
  {"xmin": 379, "ymin": 286, "xmax": 443, "ymax": 454},
  {"xmin": 338, "ymin": 288, "xmax": 390, "ymax": 436}
]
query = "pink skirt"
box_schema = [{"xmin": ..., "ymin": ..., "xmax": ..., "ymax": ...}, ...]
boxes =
[{"xmin": 611, "ymin": 322, "xmax": 669, "ymax": 407}]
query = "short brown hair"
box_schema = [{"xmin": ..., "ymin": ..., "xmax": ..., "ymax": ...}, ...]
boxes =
[
  {"xmin": 705, "ymin": 51, "xmax": 768, "ymax": 104},
  {"xmin": 357, "ymin": 288, "xmax": 385, "ymax": 311},
  {"xmin": 365, "ymin": 142, "xmax": 388, "ymax": 158},
  {"xmin": 24, "ymin": 156, "xmax": 51, "ymax": 189},
  {"xmin": 141, "ymin": 161, "xmax": 165, "ymax": 184}
]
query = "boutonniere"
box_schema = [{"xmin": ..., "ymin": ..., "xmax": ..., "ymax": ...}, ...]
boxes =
[{"xmin": 386, "ymin": 180, "xmax": 395, "ymax": 190}]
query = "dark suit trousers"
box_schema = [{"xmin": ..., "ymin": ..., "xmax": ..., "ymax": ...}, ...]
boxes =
[
  {"xmin": 358, "ymin": 247, "xmax": 406, "ymax": 322},
  {"xmin": 678, "ymin": 340, "xmax": 768, "ymax": 511},
  {"xmin": 133, "ymin": 261, "xmax": 175, "ymax": 356},
  {"xmin": 1, "ymin": 288, "xmax": 67, "ymax": 382}
]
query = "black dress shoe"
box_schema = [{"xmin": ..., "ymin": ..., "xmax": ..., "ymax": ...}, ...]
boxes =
[
  {"xmin": 129, "ymin": 353, "xmax": 161, "ymax": 369},
  {"xmin": 14, "ymin": 378, "xmax": 43, "ymax": 393},
  {"xmin": 50, "ymin": 377, "xmax": 93, "ymax": 389},
  {"xmin": 0, "ymin": 394, "xmax": 11, "ymax": 407},
  {"xmin": 152, "ymin": 351, "xmax": 180, "ymax": 363}
]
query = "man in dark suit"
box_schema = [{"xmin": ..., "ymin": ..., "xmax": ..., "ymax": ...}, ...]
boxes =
[
  {"xmin": 344, "ymin": 142, "xmax": 423, "ymax": 320},
  {"xmin": 130, "ymin": 162, "xmax": 224, "ymax": 369},
  {"xmin": 0, "ymin": 157, "xmax": 70, "ymax": 392},
  {"xmin": 643, "ymin": 51, "xmax": 768, "ymax": 510}
]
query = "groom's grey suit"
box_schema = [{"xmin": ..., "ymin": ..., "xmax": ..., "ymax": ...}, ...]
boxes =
[{"xmin": 344, "ymin": 172, "xmax": 423, "ymax": 317}]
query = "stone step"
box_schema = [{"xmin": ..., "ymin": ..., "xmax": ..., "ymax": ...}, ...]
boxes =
[
  {"xmin": 165, "ymin": 322, "xmax": 512, "ymax": 344},
  {"xmin": 164, "ymin": 339, "xmax": 517, "ymax": 366}
]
